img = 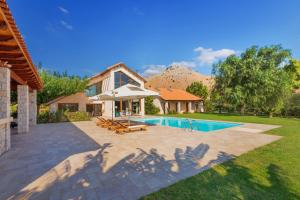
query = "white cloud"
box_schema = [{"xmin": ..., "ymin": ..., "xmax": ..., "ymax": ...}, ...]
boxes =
[
  {"xmin": 60, "ymin": 20, "xmax": 73, "ymax": 30},
  {"xmin": 194, "ymin": 46, "xmax": 236, "ymax": 65},
  {"xmin": 142, "ymin": 46, "xmax": 237, "ymax": 76},
  {"xmin": 171, "ymin": 61, "xmax": 196, "ymax": 68},
  {"xmin": 58, "ymin": 6, "xmax": 69, "ymax": 14},
  {"xmin": 142, "ymin": 65, "xmax": 166, "ymax": 77}
]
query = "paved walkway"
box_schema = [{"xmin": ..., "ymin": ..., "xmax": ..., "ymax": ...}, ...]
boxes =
[{"xmin": 0, "ymin": 120, "xmax": 281, "ymax": 200}]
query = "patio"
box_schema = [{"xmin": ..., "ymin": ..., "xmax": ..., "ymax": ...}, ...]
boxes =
[{"xmin": 0, "ymin": 120, "xmax": 280, "ymax": 200}]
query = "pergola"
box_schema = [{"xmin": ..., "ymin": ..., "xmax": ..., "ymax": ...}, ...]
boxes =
[{"xmin": 0, "ymin": 0, "xmax": 43, "ymax": 156}]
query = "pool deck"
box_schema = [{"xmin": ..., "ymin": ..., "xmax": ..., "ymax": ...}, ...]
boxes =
[{"xmin": 0, "ymin": 119, "xmax": 281, "ymax": 200}]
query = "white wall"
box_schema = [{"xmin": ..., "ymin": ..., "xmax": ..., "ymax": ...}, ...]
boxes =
[{"xmin": 102, "ymin": 67, "xmax": 146, "ymax": 117}]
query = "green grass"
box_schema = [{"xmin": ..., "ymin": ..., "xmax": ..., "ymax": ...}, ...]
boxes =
[{"xmin": 142, "ymin": 113, "xmax": 300, "ymax": 200}]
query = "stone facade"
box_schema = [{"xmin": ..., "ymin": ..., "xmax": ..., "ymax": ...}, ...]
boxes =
[
  {"xmin": 29, "ymin": 90, "xmax": 37, "ymax": 125},
  {"xmin": 18, "ymin": 85, "xmax": 29, "ymax": 133},
  {"xmin": 0, "ymin": 67, "xmax": 11, "ymax": 155}
]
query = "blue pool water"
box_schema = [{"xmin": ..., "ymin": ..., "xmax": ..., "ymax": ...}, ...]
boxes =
[{"xmin": 134, "ymin": 117, "xmax": 241, "ymax": 132}]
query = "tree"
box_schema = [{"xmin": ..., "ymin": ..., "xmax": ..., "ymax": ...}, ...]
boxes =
[
  {"xmin": 37, "ymin": 68, "xmax": 88, "ymax": 106},
  {"xmin": 145, "ymin": 96, "xmax": 160, "ymax": 114},
  {"xmin": 284, "ymin": 59, "xmax": 300, "ymax": 89},
  {"xmin": 186, "ymin": 82, "xmax": 209, "ymax": 101},
  {"xmin": 212, "ymin": 45, "xmax": 294, "ymax": 117}
]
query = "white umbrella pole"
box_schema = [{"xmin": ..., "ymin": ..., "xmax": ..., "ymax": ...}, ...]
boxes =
[
  {"xmin": 128, "ymin": 99, "xmax": 130, "ymax": 126},
  {"xmin": 111, "ymin": 100, "xmax": 113, "ymax": 121}
]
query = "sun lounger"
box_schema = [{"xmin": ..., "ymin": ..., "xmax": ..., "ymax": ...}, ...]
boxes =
[
  {"xmin": 108, "ymin": 121, "xmax": 128, "ymax": 131},
  {"xmin": 96, "ymin": 117, "xmax": 108, "ymax": 126},
  {"xmin": 96, "ymin": 117, "xmax": 113, "ymax": 128},
  {"xmin": 115, "ymin": 124, "xmax": 147, "ymax": 134}
]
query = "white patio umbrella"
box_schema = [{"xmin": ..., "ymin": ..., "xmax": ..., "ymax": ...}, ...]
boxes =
[{"xmin": 89, "ymin": 84, "xmax": 159, "ymax": 122}]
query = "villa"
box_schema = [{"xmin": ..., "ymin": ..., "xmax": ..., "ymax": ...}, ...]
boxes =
[
  {"xmin": 47, "ymin": 63, "xmax": 205, "ymax": 117},
  {"xmin": 47, "ymin": 63, "xmax": 146, "ymax": 117},
  {"xmin": 0, "ymin": 1, "xmax": 295, "ymax": 200}
]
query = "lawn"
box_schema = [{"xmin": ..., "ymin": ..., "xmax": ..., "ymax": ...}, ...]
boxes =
[{"xmin": 142, "ymin": 113, "xmax": 300, "ymax": 200}]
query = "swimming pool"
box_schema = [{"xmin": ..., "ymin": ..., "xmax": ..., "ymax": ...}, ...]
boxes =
[{"xmin": 134, "ymin": 117, "xmax": 241, "ymax": 132}]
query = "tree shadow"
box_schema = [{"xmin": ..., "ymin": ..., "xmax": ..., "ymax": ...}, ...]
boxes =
[
  {"xmin": 1, "ymin": 122, "xmax": 298, "ymax": 200},
  {"xmin": 4, "ymin": 138, "xmax": 235, "ymax": 200},
  {"xmin": 0, "ymin": 122, "xmax": 102, "ymax": 200},
  {"xmin": 142, "ymin": 159, "xmax": 300, "ymax": 200}
]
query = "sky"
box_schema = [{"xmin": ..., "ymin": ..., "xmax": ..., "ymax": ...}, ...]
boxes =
[{"xmin": 7, "ymin": 0, "xmax": 300, "ymax": 77}]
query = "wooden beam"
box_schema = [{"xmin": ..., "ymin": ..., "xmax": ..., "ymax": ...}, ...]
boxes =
[
  {"xmin": 10, "ymin": 64, "xmax": 29, "ymax": 68},
  {"xmin": 0, "ymin": 20, "xmax": 7, "ymax": 30},
  {"xmin": 0, "ymin": 34, "xmax": 13, "ymax": 42},
  {"xmin": 10, "ymin": 67, "xmax": 31, "ymax": 71},
  {"xmin": 0, "ymin": 53, "xmax": 23, "ymax": 58},
  {"xmin": 10, "ymin": 70, "xmax": 26, "ymax": 85},
  {"xmin": 0, "ymin": 44, "xmax": 18, "ymax": 51},
  {"xmin": 7, "ymin": 59, "xmax": 27, "ymax": 64}
]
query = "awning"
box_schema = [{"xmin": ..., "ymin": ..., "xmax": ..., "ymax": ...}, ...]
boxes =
[{"xmin": 89, "ymin": 84, "xmax": 159, "ymax": 101}]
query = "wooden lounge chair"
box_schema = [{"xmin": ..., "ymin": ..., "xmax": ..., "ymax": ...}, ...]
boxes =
[
  {"xmin": 96, "ymin": 117, "xmax": 114, "ymax": 128},
  {"xmin": 101, "ymin": 119, "xmax": 115, "ymax": 128},
  {"xmin": 96, "ymin": 117, "xmax": 108, "ymax": 126},
  {"xmin": 108, "ymin": 121, "xmax": 128, "ymax": 131},
  {"xmin": 115, "ymin": 124, "xmax": 148, "ymax": 134}
]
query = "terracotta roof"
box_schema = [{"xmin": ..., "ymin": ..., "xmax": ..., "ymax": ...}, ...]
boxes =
[
  {"xmin": 156, "ymin": 88, "xmax": 201, "ymax": 101},
  {"xmin": 0, "ymin": 0, "xmax": 42, "ymax": 90},
  {"xmin": 89, "ymin": 62, "xmax": 146, "ymax": 83}
]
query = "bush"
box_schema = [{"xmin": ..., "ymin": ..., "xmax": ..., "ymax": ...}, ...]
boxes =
[
  {"xmin": 145, "ymin": 96, "xmax": 160, "ymax": 115},
  {"xmin": 64, "ymin": 111, "xmax": 90, "ymax": 121},
  {"xmin": 38, "ymin": 110, "xmax": 90, "ymax": 123},
  {"xmin": 10, "ymin": 104, "xmax": 17, "ymax": 118},
  {"xmin": 203, "ymin": 100, "xmax": 214, "ymax": 113},
  {"xmin": 281, "ymin": 93, "xmax": 300, "ymax": 117}
]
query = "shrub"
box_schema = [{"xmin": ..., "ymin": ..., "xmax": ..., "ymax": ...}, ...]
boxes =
[
  {"xmin": 10, "ymin": 104, "xmax": 17, "ymax": 118},
  {"xmin": 38, "ymin": 110, "xmax": 90, "ymax": 123},
  {"xmin": 203, "ymin": 100, "xmax": 214, "ymax": 113},
  {"xmin": 145, "ymin": 96, "xmax": 160, "ymax": 115},
  {"xmin": 64, "ymin": 111, "xmax": 90, "ymax": 121},
  {"xmin": 281, "ymin": 93, "xmax": 300, "ymax": 117}
]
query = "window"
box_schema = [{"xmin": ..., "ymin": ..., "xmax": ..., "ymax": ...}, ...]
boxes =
[
  {"xmin": 114, "ymin": 71, "xmax": 140, "ymax": 89},
  {"xmin": 58, "ymin": 103, "xmax": 79, "ymax": 112},
  {"xmin": 85, "ymin": 81, "xmax": 102, "ymax": 97}
]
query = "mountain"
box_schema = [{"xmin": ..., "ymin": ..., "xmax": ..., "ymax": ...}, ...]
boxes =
[{"xmin": 145, "ymin": 65, "xmax": 213, "ymax": 90}]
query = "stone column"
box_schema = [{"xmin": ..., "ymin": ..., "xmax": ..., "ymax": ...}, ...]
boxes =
[
  {"xmin": 177, "ymin": 101, "xmax": 181, "ymax": 113},
  {"xmin": 140, "ymin": 98, "xmax": 145, "ymax": 116},
  {"xmin": 18, "ymin": 85, "xmax": 29, "ymax": 133},
  {"xmin": 164, "ymin": 102, "xmax": 169, "ymax": 114},
  {"xmin": 0, "ymin": 66, "xmax": 11, "ymax": 155},
  {"xmin": 29, "ymin": 90, "xmax": 37, "ymax": 125},
  {"xmin": 188, "ymin": 102, "xmax": 192, "ymax": 113}
]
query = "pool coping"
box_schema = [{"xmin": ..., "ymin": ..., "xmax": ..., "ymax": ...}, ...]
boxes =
[{"xmin": 131, "ymin": 115, "xmax": 281, "ymax": 134}]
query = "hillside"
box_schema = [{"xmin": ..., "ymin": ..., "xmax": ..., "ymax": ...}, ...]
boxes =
[{"xmin": 145, "ymin": 65, "xmax": 213, "ymax": 90}]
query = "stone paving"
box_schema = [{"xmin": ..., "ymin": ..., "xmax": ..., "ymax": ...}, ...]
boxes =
[{"xmin": 0, "ymin": 120, "xmax": 281, "ymax": 200}]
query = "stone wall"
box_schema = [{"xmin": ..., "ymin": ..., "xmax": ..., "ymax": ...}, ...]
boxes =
[
  {"xmin": 18, "ymin": 85, "xmax": 29, "ymax": 133},
  {"xmin": 0, "ymin": 67, "xmax": 11, "ymax": 156},
  {"xmin": 29, "ymin": 90, "xmax": 37, "ymax": 125}
]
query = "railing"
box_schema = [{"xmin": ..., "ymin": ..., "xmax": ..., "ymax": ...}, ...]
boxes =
[{"xmin": 185, "ymin": 118, "xmax": 193, "ymax": 132}]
